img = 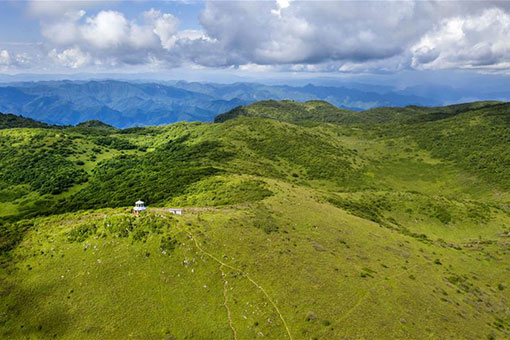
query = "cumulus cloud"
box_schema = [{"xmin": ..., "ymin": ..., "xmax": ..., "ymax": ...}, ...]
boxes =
[
  {"xmin": 49, "ymin": 47, "xmax": 91, "ymax": 68},
  {"xmin": 412, "ymin": 8, "xmax": 510, "ymax": 70},
  {"xmin": 13, "ymin": 0, "xmax": 510, "ymax": 73},
  {"xmin": 81, "ymin": 11, "xmax": 130, "ymax": 49},
  {"xmin": 42, "ymin": 10, "xmax": 167, "ymax": 51},
  {"xmin": 271, "ymin": 0, "xmax": 291, "ymax": 18},
  {"xmin": 41, "ymin": 10, "xmax": 85, "ymax": 45},
  {"xmin": 193, "ymin": 1, "xmax": 510, "ymax": 72},
  {"xmin": 199, "ymin": 1, "xmax": 426, "ymax": 66},
  {"xmin": 0, "ymin": 50, "xmax": 11, "ymax": 65},
  {"xmin": 0, "ymin": 49, "xmax": 35, "ymax": 70},
  {"xmin": 40, "ymin": 9, "xmax": 190, "ymax": 67},
  {"xmin": 145, "ymin": 9, "xmax": 179, "ymax": 50}
]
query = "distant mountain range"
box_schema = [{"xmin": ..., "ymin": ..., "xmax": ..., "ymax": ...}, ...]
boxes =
[{"xmin": 0, "ymin": 80, "xmax": 444, "ymax": 128}]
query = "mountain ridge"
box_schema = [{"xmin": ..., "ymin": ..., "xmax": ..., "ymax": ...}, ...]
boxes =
[
  {"xmin": 0, "ymin": 80, "xmax": 440, "ymax": 127},
  {"xmin": 3, "ymin": 98, "xmax": 506, "ymax": 129}
]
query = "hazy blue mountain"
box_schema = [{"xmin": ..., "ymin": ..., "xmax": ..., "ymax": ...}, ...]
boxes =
[
  {"xmin": 0, "ymin": 80, "xmax": 439, "ymax": 127},
  {"xmin": 172, "ymin": 81, "xmax": 437, "ymax": 110}
]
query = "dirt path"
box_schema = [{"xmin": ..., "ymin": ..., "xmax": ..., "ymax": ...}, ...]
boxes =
[
  {"xmin": 183, "ymin": 229, "xmax": 293, "ymax": 340},
  {"xmin": 220, "ymin": 266, "xmax": 238, "ymax": 340},
  {"xmin": 148, "ymin": 206, "xmax": 238, "ymax": 215}
]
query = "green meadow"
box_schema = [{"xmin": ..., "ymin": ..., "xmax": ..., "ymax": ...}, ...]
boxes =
[{"xmin": 1, "ymin": 100, "xmax": 510, "ymax": 339}]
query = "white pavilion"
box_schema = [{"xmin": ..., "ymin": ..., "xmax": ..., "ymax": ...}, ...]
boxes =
[{"xmin": 133, "ymin": 200, "xmax": 146, "ymax": 215}]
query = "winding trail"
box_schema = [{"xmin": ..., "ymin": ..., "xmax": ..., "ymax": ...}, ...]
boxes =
[
  {"xmin": 220, "ymin": 266, "xmax": 238, "ymax": 340},
  {"xmin": 183, "ymin": 229, "xmax": 293, "ymax": 340}
]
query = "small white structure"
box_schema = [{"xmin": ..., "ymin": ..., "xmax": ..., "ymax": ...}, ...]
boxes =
[
  {"xmin": 133, "ymin": 200, "xmax": 146, "ymax": 215},
  {"xmin": 168, "ymin": 208, "xmax": 182, "ymax": 215}
]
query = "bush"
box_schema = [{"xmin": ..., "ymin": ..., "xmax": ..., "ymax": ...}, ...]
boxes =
[
  {"xmin": 132, "ymin": 229, "xmax": 149, "ymax": 243},
  {"xmin": 0, "ymin": 139, "xmax": 89, "ymax": 195},
  {"xmin": 160, "ymin": 235, "xmax": 178, "ymax": 252},
  {"xmin": 252, "ymin": 207, "xmax": 279, "ymax": 234},
  {"xmin": 67, "ymin": 224, "xmax": 97, "ymax": 243},
  {"xmin": 57, "ymin": 140, "xmax": 228, "ymax": 212},
  {"xmin": 93, "ymin": 136, "xmax": 137, "ymax": 150},
  {"xmin": 0, "ymin": 220, "xmax": 34, "ymax": 257}
]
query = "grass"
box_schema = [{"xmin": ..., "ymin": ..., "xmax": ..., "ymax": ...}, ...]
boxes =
[
  {"xmin": 1, "ymin": 181, "xmax": 509, "ymax": 339},
  {"xmin": 1, "ymin": 100, "xmax": 510, "ymax": 339}
]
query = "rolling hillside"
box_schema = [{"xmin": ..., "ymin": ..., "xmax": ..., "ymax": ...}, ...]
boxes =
[
  {"xmin": 1, "ymin": 101, "xmax": 510, "ymax": 339},
  {"xmin": 214, "ymin": 100, "xmax": 364, "ymax": 124}
]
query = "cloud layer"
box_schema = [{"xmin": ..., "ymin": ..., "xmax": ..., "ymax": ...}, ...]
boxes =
[
  {"xmin": 411, "ymin": 8, "xmax": 510, "ymax": 70},
  {"xmin": 3, "ymin": 0, "xmax": 510, "ymax": 73}
]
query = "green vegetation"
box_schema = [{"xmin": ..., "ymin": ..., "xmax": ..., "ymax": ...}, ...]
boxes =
[
  {"xmin": 0, "ymin": 130, "xmax": 88, "ymax": 196},
  {"xmin": 215, "ymin": 100, "xmax": 364, "ymax": 124},
  {"xmin": 1, "ymin": 101, "xmax": 510, "ymax": 339},
  {"xmin": 405, "ymin": 103, "xmax": 510, "ymax": 188},
  {"xmin": 0, "ymin": 112, "xmax": 54, "ymax": 129},
  {"xmin": 76, "ymin": 120, "xmax": 115, "ymax": 129},
  {"xmin": 92, "ymin": 136, "xmax": 137, "ymax": 150}
]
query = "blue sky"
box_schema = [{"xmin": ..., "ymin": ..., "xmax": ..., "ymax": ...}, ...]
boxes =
[{"xmin": 1, "ymin": 1, "xmax": 510, "ymax": 89}]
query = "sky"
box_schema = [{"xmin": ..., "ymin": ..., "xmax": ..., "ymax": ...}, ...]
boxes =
[{"xmin": 1, "ymin": 0, "xmax": 510, "ymax": 87}]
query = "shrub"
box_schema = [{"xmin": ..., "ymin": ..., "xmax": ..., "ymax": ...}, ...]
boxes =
[
  {"xmin": 67, "ymin": 224, "xmax": 97, "ymax": 243},
  {"xmin": 160, "ymin": 235, "xmax": 178, "ymax": 253},
  {"xmin": 132, "ymin": 229, "xmax": 149, "ymax": 243},
  {"xmin": 252, "ymin": 211, "xmax": 279, "ymax": 234},
  {"xmin": 93, "ymin": 136, "xmax": 137, "ymax": 150}
]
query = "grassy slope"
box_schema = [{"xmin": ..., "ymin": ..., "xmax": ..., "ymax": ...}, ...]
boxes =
[
  {"xmin": 1, "ymin": 101, "xmax": 510, "ymax": 339},
  {"xmin": 215, "ymin": 100, "xmax": 364, "ymax": 124},
  {"xmin": 2, "ymin": 182, "xmax": 509, "ymax": 339}
]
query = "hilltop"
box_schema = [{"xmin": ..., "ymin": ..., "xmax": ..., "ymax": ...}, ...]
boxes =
[
  {"xmin": 75, "ymin": 120, "xmax": 115, "ymax": 129},
  {"xmin": 215, "ymin": 100, "xmax": 364, "ymax": 124},
  {"xmin": 0, "ymin": 112, "xmax": 53, "ymax": 129},
  {"xmin": 1, "ymin": 100, "xmax": 509, "ymax": 339},
  {"xmin": 216, "ymin": 99, "xmax": 506, "ymax": 125}
]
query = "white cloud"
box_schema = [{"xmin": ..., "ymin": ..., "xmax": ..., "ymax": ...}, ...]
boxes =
[
  {"xmin": 40, "ymin": 9, "xmax": 189, "ymax": 67},
  {"xmin": 0, "ymin": 50, "xmax": 11, "ymax": 65},
  {"xmin": 13, "ymin": 53, "xmax": 32, "ymax": 67},
  {"xmin": 49, "ymin": 47, "xmax": 91, "ymax": 68},
  {"xmin": 146, "ymin": 9, "xmax": 179, "ymax": 50},
  {"xmin": 412, "ymin": 8, "xmax": 510, "ymax": 70},
  {"xmin": 195, "ymin": 1, "xmax": 510, "ymax": 72},
  {"xmin": 0, "ymin": 49, "xmax": 37, "ymax": 70},
  {"xmin": 198, "ymin": 1, "xmax": 422, "ymax": 66},
  {"xmin": 271, "ymin": 0, "xmax": 291, "ymax": 17},
  {"xmin": 81, "ymin": 11, "xmax": 129, "ymax": 49},
  {"xmin": 11, "ymin": 1, "xmax": 510, "ymax": 73},
  {"xmin": 41, "ymin": 12, "xmax": 83, "ymax": 45}
]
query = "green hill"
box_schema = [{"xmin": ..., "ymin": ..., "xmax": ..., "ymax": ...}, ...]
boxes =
[
  {"xmin": 1, "ymin": 101, "xmax": 510, "ymax": 339},
  {"xmin": 0, "ymin": 112, "xmax": 54, "ymax": 129},
  {"xmin": 361, "ymin": 100, "xmax": 504, "ymax": 124},
  {"xmin": 215, "ymin": 100, "xmax": 364, "ymax": 124},
  {"xmin": 75, "ymin": 120, "xmax": 116, "ymax": 129}
]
